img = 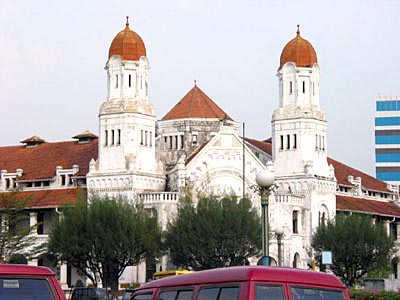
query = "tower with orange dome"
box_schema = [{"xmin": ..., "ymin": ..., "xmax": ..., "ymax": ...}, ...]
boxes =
[
  {"xmin": 270, "ymin": 26, "xmax": 336, "ymax": 268},
  {"xmin": 88, "ymin": 18, "xmax": 165, "ymax": 198},
  {"xmin": 272, "ymin": 26, "xmax": 333, "ymax": 178}
]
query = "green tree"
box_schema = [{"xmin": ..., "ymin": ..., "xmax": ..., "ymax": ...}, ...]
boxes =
[
  {"xmin": 164, "ymin": 194, "xmax": 261, "ymax": 270},
  {"xmin": 0, "ymin": 190, "xmax": 40, "ymax": 263},
  {"xmin": 311, "ymin": 213, "xmax": 395, "ymax": 287},
  {"xmin": 48, "ymin": 194, "xmax": 162, "ymax": 300}
]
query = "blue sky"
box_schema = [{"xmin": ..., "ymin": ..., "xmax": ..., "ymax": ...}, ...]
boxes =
[{"xmin": 1, "ymin": 0, "xmax": 399, "ymax": 176}]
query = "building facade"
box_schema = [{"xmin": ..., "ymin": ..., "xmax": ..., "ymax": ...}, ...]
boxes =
[
  {"xmin": 375, "ymin": 96, "xmax": 400, "ymax": 185},
  {"xmin": 1, "ymin": 20, "xmax": 400, "ymax": 288}
]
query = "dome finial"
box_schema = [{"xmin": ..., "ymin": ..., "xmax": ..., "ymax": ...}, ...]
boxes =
[
  {"xmin": 296, "ymin": 24, "xmax": 300, "ymax": 36},
  {"xmin": 194, "ymin": 79, "xmax": 197, "ymax": 87},
  {"xmin": 126, "ymin": 16, "xmax": 130, "ymax": 27}
]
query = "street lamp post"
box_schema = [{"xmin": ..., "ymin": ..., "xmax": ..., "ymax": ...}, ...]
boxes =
[
  {"xmin": 254, "ymin": 169, "xmax": 275, "ymax": 266},
  {"xmin": 274, "ymin": 226, "xmax": 284, "ymax": 266}
]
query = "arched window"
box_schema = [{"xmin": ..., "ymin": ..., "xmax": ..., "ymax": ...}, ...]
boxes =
[{"xmin": 293, "ymin": 253, "xmax": 300, "ymax": 268}]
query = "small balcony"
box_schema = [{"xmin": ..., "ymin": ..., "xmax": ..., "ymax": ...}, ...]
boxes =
[{"xmin": 138, "ymin": 192, "xmax": 180, "ymax": 205}]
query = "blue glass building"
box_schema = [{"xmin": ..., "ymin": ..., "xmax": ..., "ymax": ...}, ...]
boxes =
[{"xmin": 375, "ymin": 97, "xmax": 400, "ymax": 184}]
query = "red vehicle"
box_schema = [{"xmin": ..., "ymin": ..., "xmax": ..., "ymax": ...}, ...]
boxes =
[
  {"xmin": 0, "ymin": 264, "xmax": 66, "ymax": 300},
  {"xmin": 130, "ymin": 266, "xmax": 349, "ymax": 300}
]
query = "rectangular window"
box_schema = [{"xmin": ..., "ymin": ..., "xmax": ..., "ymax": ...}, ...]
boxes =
[
  {"xmin": 293, "ymin": 134, "xmax": 297, "ymax": 149},
  {"xmin": 302, "ymin": 81, "xmax": 305, "ymax": 93},
  {"xmin": 286, "ymin": 135, "xmax": 290, "ymax": 149},
  {"xmin": 175, "ymin": 136, "xmax": 178, "ymax": 149},
  {"xmin": 193, "ymin": 134, "xmax": 198, "ymax": 145},
  {"xmin": 293, "ymin": 210, "xmax": 299, "ymax": 234},
  {"xmin": 111, "ymin": 130, "xmax": 115, "ymax": 145},
  {"xmin": 116, "ymin": 74, "xmax": 119, "ymax": 88},
  {"xmin": 198, "ymin": 286, "xmax": 239, "ymax": 300},
  {"xmin": 129, "ymin": 74, "xmax": 132, "ymax": 87},
  {"xmin": 290, "ymin": 287, "xmax": 345, "ymax": 300},
  {"xmin": 169, "ymin": 136, "xmax": 173, "ymax": 149},
  {"xmin": 256, "ymin": 285, "xmax": 284, "ymax": 300},
  {"xmin": 289, "ymin": 81, "xmax": 293, "ymax": 94},
  {"xmin": 180, "ymin": 135, "xmax": 184, "ymax": 149},
  {"xmin": 133, "ymin": 293, "xmax": 153, "ymax": 300},
  {"xmin": 0, "ymin": 277, "xmax": 57, "ymax": 299},
  {"xmin": 149, "ymin": 131, "xmax": 152, "ymax": 147},
  {"xmin": 315, "ymin": 134, "xmax": 318, "ymax": 150},
  {"xmin": 140, "ymin": 130, "xmax": 143, "ymax": 145},
  {"xmin": 280, "ymin": 135, "xmax": 284, "ymax": 150},
  {"xmin": 105, "ymin": 130, "xmax": 108, "ymax": 147},
  {"xmin": 117, "ymin": 129, "xmax": 121, "ymax": 145},
  {"xmin": 145, "ymin": 131, "xmax": 148, "ymax": 146},
  {"xmin": 37, "ymin": 212, "xmax": 44, "ymax": 235},
  {"xmin": 164, "ymin": 137, "xmax": 168, "ymax": 150}
]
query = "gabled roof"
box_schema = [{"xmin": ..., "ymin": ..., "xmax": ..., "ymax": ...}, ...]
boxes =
[
  {"xmin": 0, "ymin": 139, "xmax": 98, "ymax": 180},
  {"xmin": 337, "ymin": 195, "xmax": 400, "ymax": 217},
  {"xmin": 328, "ymin": 157, "xmax": 390, "ymax": 192},
  {"xmin": 185, "ymin": 141, "xmax": 209, "ymax": 166},
  {"xmin": 162, "ymin": 85, "xmax": 233, "ymax": 121},
  {"xmin": 0, "ymin": 188, "xmax": 85, "ymax": 209}
]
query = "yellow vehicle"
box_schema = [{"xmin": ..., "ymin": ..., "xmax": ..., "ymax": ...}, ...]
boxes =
[{"xmin": 152, "ymin": 270, "xmax": 193, "ymax": 280}]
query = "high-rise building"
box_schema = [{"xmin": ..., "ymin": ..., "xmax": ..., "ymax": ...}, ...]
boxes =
[{"xmin": 375, "ymin": 96, "xmax": 400, "ymax": 185}]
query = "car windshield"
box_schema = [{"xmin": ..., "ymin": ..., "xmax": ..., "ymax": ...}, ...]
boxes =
[
  {"xmin": 0, "ymin": 277, "xmax": 56, "ymax": 300},
  {"xmin": 290, "ymin": 286, "xmax": 345, "ymax": 300}
]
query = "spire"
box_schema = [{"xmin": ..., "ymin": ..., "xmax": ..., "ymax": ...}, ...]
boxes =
[
  {"xmin": 296, "ymin": 24, "xmax": 300, "ymax": 36},
  {"xmin": 126, "ymin": 16, "xmax": 130, "ymax": 27}
]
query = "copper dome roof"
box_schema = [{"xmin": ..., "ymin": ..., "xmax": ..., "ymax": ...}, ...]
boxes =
[
  {"xmin": 108, "ymin": 17, "xmax": 146, "ymax": 61},
  {"xmin": 279, "ymin": 26, "xmax": 317, "ymax": 70}
]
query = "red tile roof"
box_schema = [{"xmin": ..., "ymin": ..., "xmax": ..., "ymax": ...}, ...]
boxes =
[
  {"xmin": 0, "ymin": 188, "xmax": 85, "ymax": 209},
  {"xmin": 328, "ymin": 157, "xmax": 390, "ymax": 192},
  {"xmin": 337, "ymin": 195, "xmax": 400, "ymax": 217},
  {"xmin": 245, "ymin": 138, "xmax": 389, "ymax": 193},
  {"xmin": 162, "ymin": 85, "xmax": 233, "ymax": 121},
  {"xmin": 0, "ymin": 139, "xmax": 98, "ymax": 180},
  {"xmin": 185, "ymin": 141, "xmax": 209, "ymax": 166},
  {"xmin": 244, "ymin": 137, "xmax": 272, "ymax": 156}
]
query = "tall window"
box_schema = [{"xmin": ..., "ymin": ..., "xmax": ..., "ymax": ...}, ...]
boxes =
[
  {"xmin": 111, "ymin": 130, "xmax": 115, "ymax": 145},
  {"xmin": 292, "ymin": 210, "xmax": 299, "ymax": 234},
  {"xmin": 192, "ymin": 134, "xmax": 198, "ymax": 145},
  {"xmin": 117, "ymin": 129, "xmax": 121, "ymax": 145},
  {"xmin": 302, "ymin": 81, "xmax": 305, "ymax": 93},
  {"xmin": 280, "ymin": 135, "xmax": 284, "ymax": 150},
  {"xmin": 286, "ymin": 135, "xmax": 290, "ymax": 149},
  {"xmin": 289, "ymin": 81, "xmax": 293, "ymax": 94},
  {"xmin": 115, "ymin": 74, "xmax": 118, "ymax": 88},
  {"xmin": 105, "ymin": 130, "xmax": 108, "ymax": 146},
  {"xmin": 293, "ymin": 134, "xmax": 297, "ymax": 149},
  {"xmin": 140, "ymin": 130, "xmax": 144, "ymax": 145},
  {"xmin": 128, "ymin": 74, "xmax": 131, "ymax": 87}
]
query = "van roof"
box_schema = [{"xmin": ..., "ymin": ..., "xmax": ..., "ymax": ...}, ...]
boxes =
[
  {"xmin": 0, "ymin": 264, "xmax": 54, "ymax": 276},
  {"xmin": 139, "ymin": 266, "xmax": 345, "ymax": 290}
]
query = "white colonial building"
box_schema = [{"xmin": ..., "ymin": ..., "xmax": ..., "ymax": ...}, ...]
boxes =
[{"xmin": 1, "ymin": 20, "xmax": 400, "ymax": 288}]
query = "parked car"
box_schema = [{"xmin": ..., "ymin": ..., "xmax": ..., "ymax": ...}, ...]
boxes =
[
  {"xmin": 121, "ymin": 288, "xmax": 135, "ymax": 300},
  {"xmin": 130, "ymin": 266, "xmax": 349, "ymax": 300},
  {"xmin": 71, "ymin": 287, "xmax": 109, "ymax": 300},
  {"xmin": 0, "ymin": 264, "xmax": 66, "ymax": 300}
]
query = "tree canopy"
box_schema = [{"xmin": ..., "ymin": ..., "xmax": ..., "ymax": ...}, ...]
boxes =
[
  {"xmin": 164, "ymin": 195, "xmax": 261, "ymax": 270},
  {"xmin": 48, "ymin": 194, "xmax": 162, "ymax": 299},
  {"xmin": 0, "ymin": 190, "xmax": 40, "ymax": 263},
  {"xmin": 311, "ymin": 213, "xmax": 395, "ymax": 287}
]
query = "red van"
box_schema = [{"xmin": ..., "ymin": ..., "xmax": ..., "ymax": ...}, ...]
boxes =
[
  {"xmin": 0, "ymin": 264, "xmax": 66, "ymax": 300},
  {"xmin": 130, "ymin": 266, "xmax": 349, "ymax": 300}
]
